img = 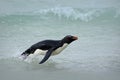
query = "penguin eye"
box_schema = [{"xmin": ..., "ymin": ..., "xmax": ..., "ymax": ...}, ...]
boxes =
[
  {"xmin": 67, "ymin": 36, "xmax": 73, "ymax": 40},
  {"xmin": 64, "ymin": 35, "xmax": 73, "ymax": 41}
]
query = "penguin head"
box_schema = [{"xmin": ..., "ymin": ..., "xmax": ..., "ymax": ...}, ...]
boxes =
[{"xmin": 62, "ymin": 35, "xmax": 78, "ymax": 44}]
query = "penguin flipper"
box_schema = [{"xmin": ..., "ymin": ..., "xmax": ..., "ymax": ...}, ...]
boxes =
[{"xmin": 39, "ymin": 47, "xmax": 56, "ymax": 64}]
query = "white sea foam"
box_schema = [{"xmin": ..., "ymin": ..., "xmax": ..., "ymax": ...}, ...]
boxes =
[{"xmin": 34, "ymin": 7, "xmax": 105, "ymax": 21}]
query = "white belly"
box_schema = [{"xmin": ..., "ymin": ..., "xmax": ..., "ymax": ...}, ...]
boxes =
[
  {"xmin": 34, "ymin": 49, "xmax": 47, "ymax": 55},
  {"xmin": 52, "ymin": 43, "xmax": 68, "ymax": 55},
  {"xmin": 33, "ymin": 43, "xmax": 68, "ymax": 56},
  {"xmin": 24, "ymin": 43, "xmax": 68, "ymax": 62}
]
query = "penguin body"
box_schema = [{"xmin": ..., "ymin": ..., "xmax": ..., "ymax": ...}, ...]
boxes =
[{"xmin": 21, "ymin": 35, "xmax": 78, "ymax": 64}]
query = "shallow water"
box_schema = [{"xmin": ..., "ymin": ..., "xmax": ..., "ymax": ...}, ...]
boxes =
[{"xmin": 0, "ymin": 0, "xmax": 120, "ymax": 80}]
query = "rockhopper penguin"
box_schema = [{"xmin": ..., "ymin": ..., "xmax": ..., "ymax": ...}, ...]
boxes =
[{"xmin": 21, "ymin": 35, "xmax": 78, "ymax": 64}]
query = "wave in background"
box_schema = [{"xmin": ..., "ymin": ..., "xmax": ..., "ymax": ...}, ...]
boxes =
[{"xmin": 0, "ymin": 7, "xmax": 120, "ymax": 25}]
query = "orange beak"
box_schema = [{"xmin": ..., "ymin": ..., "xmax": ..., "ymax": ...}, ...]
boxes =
[{"xmin": 73, "ymin": 36, "xmax": 78, "ymax": 40}]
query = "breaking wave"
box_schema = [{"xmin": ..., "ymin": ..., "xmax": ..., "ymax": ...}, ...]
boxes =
[{"xmin": 0, "ymin": 7, "xmax": 120, "ymax": 22}]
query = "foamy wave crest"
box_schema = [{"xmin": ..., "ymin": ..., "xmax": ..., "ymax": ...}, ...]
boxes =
[
  {"xmin": 1, "ymin": 7, "xmax": 119, "ymax": 22},
  {"xmin": 35, "ymin": 7, "xmax": 104, "ymax": 22}
]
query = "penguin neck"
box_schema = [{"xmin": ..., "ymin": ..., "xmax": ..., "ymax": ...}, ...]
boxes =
[
  {"xmin": 60, "ymin": 39, "xmax": 72, "ymax": 44},
  {"xmin": 59, "ymin": 40, "xmax": 69, "ymax": 47}
]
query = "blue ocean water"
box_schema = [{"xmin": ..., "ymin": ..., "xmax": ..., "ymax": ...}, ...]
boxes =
[{"xmin": 0, "ymin": 0, "xmax": 120, "ymax": 80}]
